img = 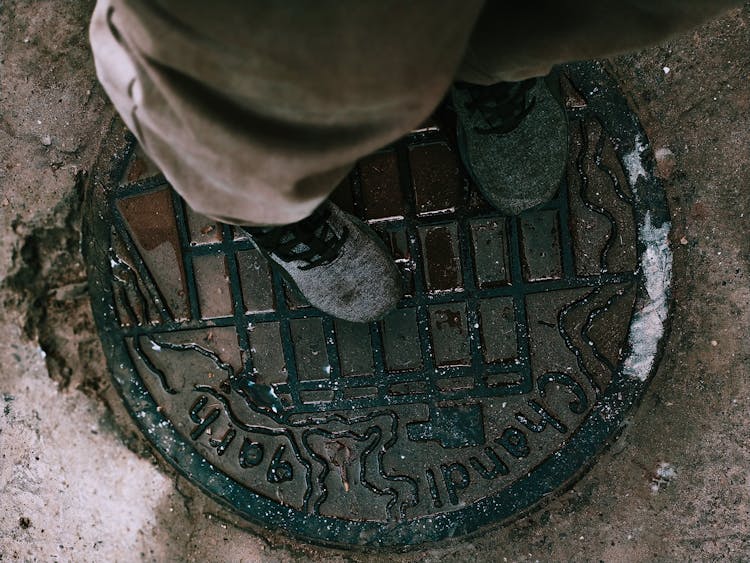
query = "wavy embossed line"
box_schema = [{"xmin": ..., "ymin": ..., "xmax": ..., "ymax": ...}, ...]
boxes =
[
  {"xmin": 594, "ymin": 130, "xmax": 634, "ymax": 206},
  {"xmin": 577, "ymin": 119, "xmax": 618, "ymax": 273},
  {"xmin": 111, "ymin": 234, "xmax": 155, "ymax": 326},
  {"xmin": 581, "ymin": 283, "xmax": 636, "ymax": 375},
  {"xmin": 593, "ymin": 127, "xmax": 638, "ymax": 273},
  {"xmin": 151, "ymin": 338, "xmax": 234, "ymax": 374},
  {"xmin": 377, "ymin": 410, "xmax": 420, "ymax": 518},
  {"xmin": 301, "ymin": 427, "xmax": 383, "ymax": 517},
  {"xmin": 557, "ymin": 287, "xmax": 603, "ymax": 398},
  {"xmin": 149, "ymin": 337, "xmax": 286, "ymax": 420},
  {"xmin": 567, "ymin": 119, "xmax": 609, "ymax": 277},
  {"xmin": 296, "ymin": 411, "xmax": 419, "ymax": 519},
  {"xmin": 300, "ymin": 430, "xmax": 332, "ymax": 515},
  {"xmin": 111, "ymin": 216, "xmax": 173, "ymax": 324},
  {"xmin": 296, "ymin": 412, "xmax": 418, "ymax": 519},
  {"xmin": 358, "ymin": 415, "xmax": 418, "ymax": 520},
  {"xmin": 196, "ymin": 385, "xmax": 316, "ymax": 513},
  {"xmin": 131, "ymin": 335, "xmax": 178, "ymax": 395},
  {"xmin": 559, "ymin": 284, "xmax": 635, "ymax": 398},
  {"xmin": 112, "ymin": 256, "xmax": 145, "ymax": 326}
]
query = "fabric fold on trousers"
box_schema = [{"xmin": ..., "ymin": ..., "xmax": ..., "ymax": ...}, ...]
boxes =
[{"xmin": 90, "ymin": 0, "xmax": 741, "ymax": 225}]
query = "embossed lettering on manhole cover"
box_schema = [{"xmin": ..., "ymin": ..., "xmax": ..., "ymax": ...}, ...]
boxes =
[{"xmin": 84, "ymin": 63, "xmax": 672, "ymax": 547}]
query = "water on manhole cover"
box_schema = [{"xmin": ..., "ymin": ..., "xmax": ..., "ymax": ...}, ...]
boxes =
[{"xmin": 84, "ymin": 63, "xmax": 672, "ymax": 547}]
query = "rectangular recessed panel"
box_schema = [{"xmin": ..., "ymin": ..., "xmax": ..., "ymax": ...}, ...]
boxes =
[
  {"xmin": 419, "ymin": 224, "xmax": 463, "ymax": 292},
  {"xmin": 299, "ymin": 390, "xmax": 334, "ymax": 404},
  {"xmin": 250, "ymin": 322, "xmax": 287, "ymax": 385},
  {"xmin": 192, "ymin": 254, "xmax": 233, "ymax": 319},
  {"xmin": 334, "ymin": 320, "xmax": 373, "ymax": 376},
  {"xmin": 328, "ymin": 176, "xmax": 356, "ymax": 215},
  {"xmin": 358, "ymin": 151, "xmax": 404, "ymax": 221},
  {"xmin": 290, "ymin": 317, "xmax": 330, "ymax": 381},
  {"xmin": 388, "ymin": 228, "xmax": 415, "ymax": 297},
  {"xmin": 520, "ymin": 210, "xmax": 563, "ymax": 281},
  {"xmin": 436, "ymin": 376, "xmax": 474, "ymax": 391},
  {"xmin": 409, "ymin": 143, "xmax": 464, "ymax": 216},
  {"xmin": 277, "ymin": 392, "xmax": 293, "ymax": 406},
  {"xmin": 429, "ymin": 304, "xmax": 470, "ymax": 367},
  {"xmin": 116, "ymin": 189, "xmax": 189, "ymax": 320},
  {"xmin": 121, "ymin": 144, "xmax": 162, "ymax": 184},
  {"xmin": 471, "ymin": 218, "xmax": 510, "ymax": 288},
  {"xmin": 388, "ymin": 228, "xmax": 411, "ymax": 262},
  {"xmin": 285, "ymin": 284, "xmax": 310, "ymax": 310},
  {"xmin": 342, "ymin": 386, "xmax": 378, "ymax": 400},
  {"xmin": 232, "ymin": 225, "xmax": 249, "ymax": 242},
  {"xmin": 479, "ymin": 297, "xmax": 517, "ymax": 363},
  {"xmin": 185, "ymin": 205, "xmax": 222, "ymax": 245},
  {"xmin": 389, "ymin": 381, "xmax": 428, "ymax": 395},
  {"xmin": 411, "ymin": 115, "xmax": 441, "ymax": 133},
  {"xmin": 381, "ymin": 308, "xmax": 422, "ymax": 371},
  {"xmin": 237, "ymin": 249, "xmax": 275, "ymax": 313},
  {"xmin": 485, "ymin": 372, "xmax": 524, "ymax": 388}
]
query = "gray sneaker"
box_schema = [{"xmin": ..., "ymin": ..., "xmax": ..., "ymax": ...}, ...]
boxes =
[
  {"xmin": 452, "ymin": 75, "xmax": 567, "ymax": 215},
  {"xmin": 244, "ymin": 202, "xmax": 401, "ymax": 322}
]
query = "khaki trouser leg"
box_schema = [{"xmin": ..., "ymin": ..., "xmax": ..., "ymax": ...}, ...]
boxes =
[
  {"xmin": 89, "ymin": 0, "xmax": 485, "ymax": 225},
  {"xmin": 456, "ymin": 0, "xmax": 743, "ymax": 84},
  {"xmin": 90, "ymin": 0, "xmax": 740, "ymax": 225}
]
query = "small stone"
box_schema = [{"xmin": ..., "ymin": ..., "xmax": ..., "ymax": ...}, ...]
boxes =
[
  {"xmin": 711, "ymin": 340, "xmax": 718, "ymax": 347},
  {"xmin": 679, "ymin": 236, "xmax": 688, "ymax": 245},
  {"xmin": 662, "ymin": 66, "xmax": 671, "ymax": 74},
  {"xmin": 41, "ymin": 135, "xmax": 52, "ymax": 146},
  {"xmin": 48, "ymin": 282, "xmax": 88, "ymax": 302},
  {"xmin": 654, "ymin": 147, "xmax": 677, "ymax": 180}
]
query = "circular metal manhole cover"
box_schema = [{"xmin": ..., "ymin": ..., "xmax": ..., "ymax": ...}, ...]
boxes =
[{"xmin": 84, "ymin": 62, "xmax": 672, "ymax": 547}]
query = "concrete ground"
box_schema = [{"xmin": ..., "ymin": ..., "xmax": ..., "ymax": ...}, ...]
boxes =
[{"xmin": 1, "ymin": 2, "xmax": 748, "ymax": 561}]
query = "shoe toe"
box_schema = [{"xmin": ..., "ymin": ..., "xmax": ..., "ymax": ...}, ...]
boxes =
[
  {"xmin": 317, "ymin": 231, "xmax": 402, "ymax": 323},
  {"xmin": 454, "ymin": 77, "xmax": 568, "ymax": 216},
  {"xmin": 278, "ymin": 205, "xmax": 402, "ymax": 323}
]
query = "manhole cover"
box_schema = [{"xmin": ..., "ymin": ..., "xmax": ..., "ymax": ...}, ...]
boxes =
[{"xmin": 84, "ymin": 62, "xmax": 672, "ymax": 548}]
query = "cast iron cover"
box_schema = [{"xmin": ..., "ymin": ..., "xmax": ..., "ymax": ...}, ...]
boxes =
[{"xmin": 84, "ymin": 63, "xmax": 673, "ymax": 548}]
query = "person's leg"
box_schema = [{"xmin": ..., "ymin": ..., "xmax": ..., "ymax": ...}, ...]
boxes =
[
  {"xmin": 457, "ymin": 0, "xmax": 743, "ymax": 85},
  {"xmin": 90, "ymin": 0, "xmax": 740, "ymax": 320},
  {"xmin": 449, "ymin": 0, "xmax": 742, "ymax": 215},
  {"xmin": 91, "ymin": 0, "xmax": 742, "ymax": 224},
  {"xmin": 90, "ymin": 0, "xmax": 487, "ymax": 321},
  {"xmin": 90, "ymin": 0, "xmax": 485, "ymax": 226}
]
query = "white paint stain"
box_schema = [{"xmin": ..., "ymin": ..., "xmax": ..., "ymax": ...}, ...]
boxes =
[
  {"xmin": 623, "ymin": 134, "xmax": 649, "ymax": 188},
  {"xmin": 651, "ymin": 462, "xmax": 677, "ymax": 493},
  {"xmin": 623, "ymin": 212, "xmax": 672, "ymax": 381}
]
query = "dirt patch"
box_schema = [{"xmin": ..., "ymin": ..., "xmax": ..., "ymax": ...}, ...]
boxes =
[{"xmin": 0, "ymin": 0, "xmax": 113, "ymax": 394}]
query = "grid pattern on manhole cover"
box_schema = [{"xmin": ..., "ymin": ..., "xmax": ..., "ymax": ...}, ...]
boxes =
[{"xmin": 85, "ymin": 62, "xmax": 672, "ymax": 547}]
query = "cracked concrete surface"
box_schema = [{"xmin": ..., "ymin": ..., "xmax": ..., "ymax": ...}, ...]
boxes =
[{"xmin": 1, "ymin": 1, "xmax": 749, "ymax": 560}]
